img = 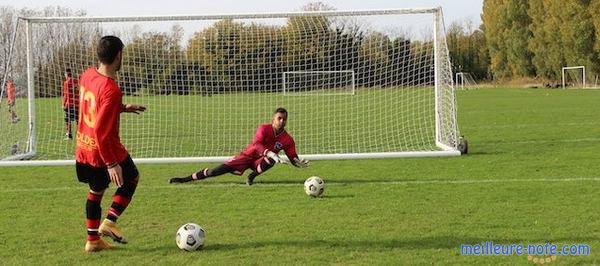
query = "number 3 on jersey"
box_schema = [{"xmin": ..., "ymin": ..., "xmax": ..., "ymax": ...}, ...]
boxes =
[{"xmin": 80, "ymin": 86, "xmax": 97, "ymax": 128}]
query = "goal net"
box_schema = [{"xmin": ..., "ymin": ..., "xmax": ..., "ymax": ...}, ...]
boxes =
[
  {"xmin": 1, "ymin": 8, "xmax": 461, "ymax": 165},
  {"xmin": 562, "ymin": 66, "xmax": 586, "ymax": 89},
  {"xmin": 282, "ymin": 71, "xmax": 355, "ymax": 95}
]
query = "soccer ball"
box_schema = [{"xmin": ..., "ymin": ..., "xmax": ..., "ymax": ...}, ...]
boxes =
[
  {"xmin": 176, "ymin": 223, "xmax": 205, "ymax": 251},
  {"xmin": 304, "ymin": 176, "xmax": 325, "ymax": 197}
]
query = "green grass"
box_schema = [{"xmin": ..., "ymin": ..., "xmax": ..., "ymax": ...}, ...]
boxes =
[{"xmin": 1, "ymin": 88, "xmax": 600, "ymax": 265}]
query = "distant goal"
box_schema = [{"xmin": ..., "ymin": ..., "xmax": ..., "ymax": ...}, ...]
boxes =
[
  {"xmin": 562, "ymin": 66, "xmax": 586, "ymax": 89},
  {"xmin": 455, "ymin": 72, "xmax": 478, "ymax": 90}
]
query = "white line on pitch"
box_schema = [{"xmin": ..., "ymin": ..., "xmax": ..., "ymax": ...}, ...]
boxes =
[
  {"xmin": 469, "ymin": 121, "xmax": 600, "ymax": 130},
  {"xmin": 478, "ymin": 138, "xmax": 600, "ymax": 145},
  {"xmin": 1, "ymin": 177, "xmax": 599, "ymax": 193}
]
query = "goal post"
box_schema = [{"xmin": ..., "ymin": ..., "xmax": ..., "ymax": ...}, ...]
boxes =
[
  {"xmin": 562, "ymin": 66, "xmax": 586, "ymax": 89},
  {"xmin": 1, "ymin": 7, "xmax": 461, "ymax": 166}
]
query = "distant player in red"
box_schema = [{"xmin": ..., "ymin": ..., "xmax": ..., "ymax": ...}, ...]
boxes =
[
  {"xmin": 76, "ymin": 36, "xmax": 146, "ymax": 252},
  {"xmin": 169, "ymin": 107, "xmax": 310, "ymax": 185},
  {"xmin": 63, "ymin": 68, "xmax": 79, "ymax": 139},
  {"xmin": 6, "ymin": 79, "xmax": 19, "ymax": 123}
]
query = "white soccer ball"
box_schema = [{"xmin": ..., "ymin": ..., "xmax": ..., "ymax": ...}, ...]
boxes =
[
  {"xmin": 304, "ymin": 176, "xmax": 325, "ymax": 197},
  {"xmin": 176, "ymin": 223, "xmax": 205, "ymax": 251}
]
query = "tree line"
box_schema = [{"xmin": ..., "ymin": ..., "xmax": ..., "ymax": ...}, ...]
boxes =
[
  {"xmin": 481, "ymin": 0, "xmax": 600, "ymax": 81},
  {"xmin": 423, "ymin": 0, "xmax": 600, "ymax": 83},
  {"xmin": 1, "ymin": 3, "xmax": 442, "ymax": 97},
  {"xmin": 6, "ymin": 1, "xmax": 595, "ymax": 95}
]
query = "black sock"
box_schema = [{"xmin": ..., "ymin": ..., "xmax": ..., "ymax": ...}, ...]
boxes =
[
  {"xmin": 191, "ymin": 168, "xmax": 210, "ymax": 180},
  {"xmin": 171, "ymin": 165, "xmax": 235, "ymax": 184},
  {"xmin": 247, "ymin": 158, "xmax": 276, "ymax": 184},
  {"xmin": 106, "ymin": 177, "xmax": 138, "ymax": 222},
  {"xmin": 248, "ymin": 171, "xmax": 259, "ymax": 179},
  {"xmin": 179, "ymin": 176, "xmax": 194, "ymax": 182},
  {"xmin": 86, "ymin": 192, "xmax": 103, "ymax": 241},
  {"xmin": 191, "ymin": 165, "xmax": 235, "ymax": 180},
  {"xmin": 255, "ymin": 157, "xmax": 276, "ymax": 174}
]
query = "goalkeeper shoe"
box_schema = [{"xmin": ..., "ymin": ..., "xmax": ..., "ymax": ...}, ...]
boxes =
[
  {"xmin": 169, "ymin": 176, "xmax": 193, "ymax": 184},
  {"xmin": 99, "ymin": 219, "xmax": 128, "ymax": 244},
  {"xmin": 84, "ymin": 239, "xmax": 113, "ymax": 252}
]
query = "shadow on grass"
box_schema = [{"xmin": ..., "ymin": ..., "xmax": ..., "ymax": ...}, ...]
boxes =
[
  {"xmin": 463, "ymin": 150, "xmax": 495, "ymax": 155},
  {"xmin": 136, "ymin": 235, "xmax": 600, "ymax": 253},
  {"xmin": 320, "ymin": 194, "xmax": 354, "ymax": 199},
  {"xmin": 173, "ymin": 179, "xmax": 429, "ymax": 187},
  {"xmin": 205, "ymin": 235, "xmax": 600, "ymax": 251},
  {"xmin": 252, "ymin": 179, "xmax": 421, "ymax": 185}
]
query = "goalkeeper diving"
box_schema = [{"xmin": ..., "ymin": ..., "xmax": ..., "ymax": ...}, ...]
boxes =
[{"xmin": 169, "ymin": 107, "xmax": 310, "ymax": 185}]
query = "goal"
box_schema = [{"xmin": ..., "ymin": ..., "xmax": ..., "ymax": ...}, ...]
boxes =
[
  {"xmin": 1, "ymin": 8, "xmax": 461, "ymax": 165},
  {"xmin": 562, "ymin": 66, "xmax": 586, "ymax": 89},
  {"xmin": 455, "ymin": 72, "xmax": 478, "ymax": 90}
]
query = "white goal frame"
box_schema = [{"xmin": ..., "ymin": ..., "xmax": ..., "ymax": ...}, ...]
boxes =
[
  {"xmin": 562, "ymin": 66, "xmax": 586, "ymax": 89},
  {"xmin": 1, "ymin": 7, "xmax": 461, "ymax": 166},
  {"xmin": 455, "ymin": 72, "xmax": 478, "ymax": 90},
  {"xmin": 282, "ymin": 70, "xmax": 356, "ymax": 96}
]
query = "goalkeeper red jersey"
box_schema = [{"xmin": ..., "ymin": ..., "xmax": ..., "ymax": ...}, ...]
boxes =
[
  {"xmin": 75, "ymin": 68, "xmax": 128, "ymax": 167},
  {"xmin": 240, "ymin": 123, "xmax": 298, "ymax": 161}
]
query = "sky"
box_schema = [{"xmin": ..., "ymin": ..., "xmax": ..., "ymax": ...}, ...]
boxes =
[{"xmin": 4, "ymin": 0, "xmax": 483, "ymax": 26}]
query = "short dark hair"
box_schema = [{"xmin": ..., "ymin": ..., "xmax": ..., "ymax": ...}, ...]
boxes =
[
  {"xmin": 97, "ymin": 36, "xmax": 124, "ymax": 65},
  {"xmin": 274, "ymin": 107, "xmax": 287, "ymax": 115},
  {"xmin": 65, "ymin": 68, "xmax": 72, "ymax": 77}
]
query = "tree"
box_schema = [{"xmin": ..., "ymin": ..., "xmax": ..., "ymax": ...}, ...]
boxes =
[
  {"xmin": 8, "ymin": 6, "xmax": 93, "ymax": 97},
  {"xmin": 360, "ymin": 31, "xmax": 391, "ymax": 87},
  {"xmin": 482, "ymin": 0, "xmax": 510, "ymax": 79},
  {"xmin": 284, "ymin": 3, "xmax": 336, "ymax": 73},
  {"xmin": 120, "ymin": 30, "xmax": 185, "ymax": 95},
  {"xmin": 528, "ymin": 0, "xmax": 562, "ymax": 79},
  {"xmin": 560, "ymin": 1, "xmax": 598, "ymax": 75},
  {"xmin": 591, "ymin": 0, "xmax": 600, "ymax": 56},
  {"xmin": 483, "ymin": 0, "xmax": 534, "ymax": 79},
  {"xmin": 446, "ymin": 20, "xmax": 489, "ymax": 80},
  {"xmin": 505, "ymin": 0, "xmax": 533, "ymax": 77},
  {"xmin": 0, "ymin": 6, "xmax": 18, "ymax": 83},
  {"xmin": 527, "ymin": 0, "xmax": 598, "ymax": 80}
]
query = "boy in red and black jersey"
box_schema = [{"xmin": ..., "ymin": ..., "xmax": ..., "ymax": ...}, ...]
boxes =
[
  {"xmin": 169, "ymin": 107, "xmax": 309, "ymax": 186},
  {"xmin": 76, "ymin": 36, "xmax": 146, "ymax": 252},
  {"xmin": 62, "ymin": 68, "xmax": 79, "ymax": 139}
]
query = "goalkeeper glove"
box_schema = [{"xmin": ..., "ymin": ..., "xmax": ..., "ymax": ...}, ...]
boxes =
[
  {"xmin": 265, "ymin": 150, "xmax": 283, "ymax": 164},
  {"xmin": 293, "ymin": 158, "xmax": 309, "ymax": 168}
]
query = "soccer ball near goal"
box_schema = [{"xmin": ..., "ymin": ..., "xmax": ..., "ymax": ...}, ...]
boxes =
[
  {"xmin": 176, "ymin": 223, "xmax": 205, "ymax": 251},
  {"xmin": 304, "ymin": 176, "xmax": 325, "ymax": 197}
]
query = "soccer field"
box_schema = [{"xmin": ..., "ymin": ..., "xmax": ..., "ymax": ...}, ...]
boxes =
[{"xmin": 1, "ymin": 88, "xmax": 600, "ymax": 265}]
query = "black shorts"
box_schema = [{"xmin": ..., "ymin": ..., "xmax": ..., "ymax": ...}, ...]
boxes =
[
  {"xmin": 64, "ymin": 107, "xmax": 78, "ymax": 122},
  {"xmin": 76, "ymin": 155, "xmax": 139, "ymax": 191}
]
